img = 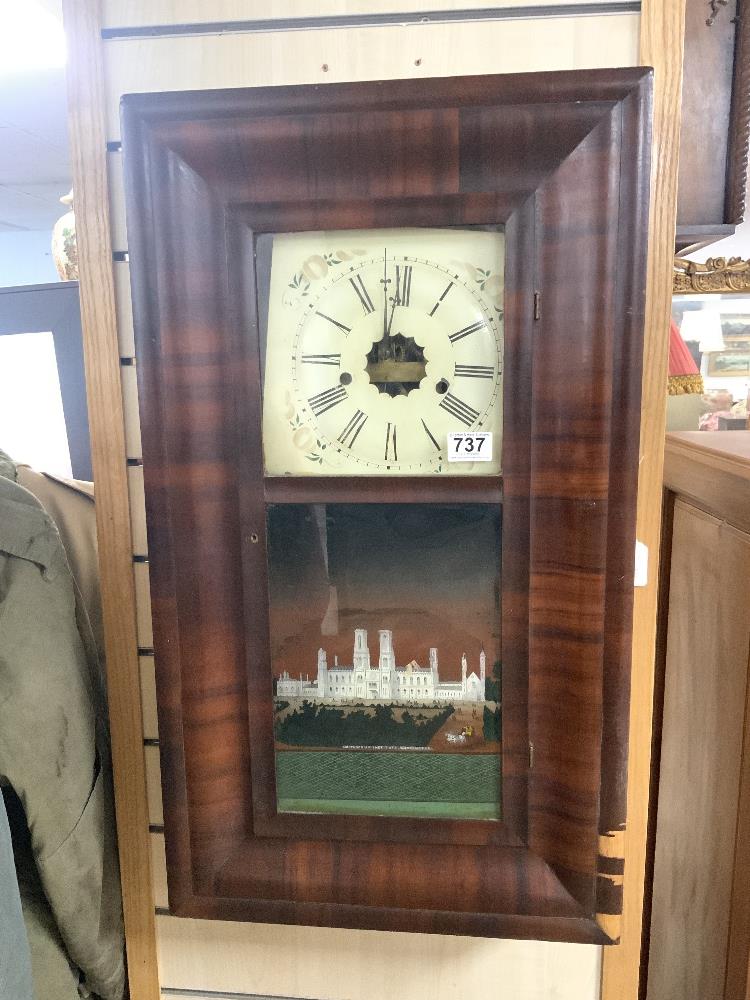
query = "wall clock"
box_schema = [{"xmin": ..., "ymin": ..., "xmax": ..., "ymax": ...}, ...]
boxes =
[{"xmin": 122, "ymin": 68, "xmax": 651, "ymax": 942}]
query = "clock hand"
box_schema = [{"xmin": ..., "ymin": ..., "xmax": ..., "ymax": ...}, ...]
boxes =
[
  {"xmin": 386, "ymin": 296, "xmax": 397, "ymax": 338},
  {"xmin": 382, "ymin": 249, "xmax": 388, "ymax": 340}
]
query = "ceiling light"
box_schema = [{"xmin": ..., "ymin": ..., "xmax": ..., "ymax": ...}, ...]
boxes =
[{"xmin": 0, "ymin": 0, "xmax": 66, "ymax": 74}]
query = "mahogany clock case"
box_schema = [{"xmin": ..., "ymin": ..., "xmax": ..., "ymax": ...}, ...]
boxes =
[{"xmin": 122, "ymin": 69, "xmax": 651, "ymax": 943}]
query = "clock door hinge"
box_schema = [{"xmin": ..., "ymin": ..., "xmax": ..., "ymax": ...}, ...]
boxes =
[
  {"xmin": 533, "ymin": 291, "xmax": 541, "ymax": 321},
  {"xmin": 529, "ymin": 741, "xmax": 535, "ymax": 770}
]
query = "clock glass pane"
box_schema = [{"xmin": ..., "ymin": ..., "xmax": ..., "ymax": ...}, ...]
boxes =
[
  {"xmin": 268, "ymin": 502, "xmax": 502, "ymax": 821},
  {"xmin": 259, "ymin": 227, "xmax": 504, "ymax": 476}
]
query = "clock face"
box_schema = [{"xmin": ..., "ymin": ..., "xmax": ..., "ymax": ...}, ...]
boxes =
[{"xmin": 261, "ymin": 228, "xmax": 504, "ymax": 475}]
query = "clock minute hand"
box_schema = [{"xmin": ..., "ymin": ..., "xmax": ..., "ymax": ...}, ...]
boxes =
[{"xmin": 382, "ymin": 249, "xmax": 389, "ymax": 340}]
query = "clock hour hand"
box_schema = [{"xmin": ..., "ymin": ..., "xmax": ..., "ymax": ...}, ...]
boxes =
[{"xmin": 386, "ymin": 296, "xmax": 397, "ymax": 337}]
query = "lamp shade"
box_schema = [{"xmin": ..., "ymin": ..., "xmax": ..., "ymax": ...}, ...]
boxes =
[
  {"xmin": 679, "ymin": 309, "xmax": 725, "ymax": 352},
  {"xmin": 668, "ymin": 318, "xmax": 703, "ymax": 395}
]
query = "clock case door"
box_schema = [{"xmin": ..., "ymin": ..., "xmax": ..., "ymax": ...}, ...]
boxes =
[{"xmin": 122, "ymin": 69, "xmax": 651, "ymax": 943}]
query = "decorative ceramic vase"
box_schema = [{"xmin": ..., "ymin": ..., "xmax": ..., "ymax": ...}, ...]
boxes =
[{"xmin": 51, "ymin": 190, "xmax": 78, "ymax": 280}]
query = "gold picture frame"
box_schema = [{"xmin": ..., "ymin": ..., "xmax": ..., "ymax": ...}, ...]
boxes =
[{"xmin": 674, "ymin": 256, "xmax": 750, "ymax": 294}]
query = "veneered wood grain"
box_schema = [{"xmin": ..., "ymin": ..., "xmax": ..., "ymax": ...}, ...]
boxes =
[
  {"xmin": 596, "ymin": 76, "xmax": 652, "ymax": 941},
  {"xmin": 526, "ymin": 112, "xmax": 620, "ymax": 902},
  {"xmin": 124, "ymin": 141, "xmax": 251, "ymax": 904},
  {"xmin": 498, "ymin": 197, "xmax": 536, "ymax": 845},
  {"xmin": 122, "ymin": 69, "xmax": 650, "ymax": 940}
]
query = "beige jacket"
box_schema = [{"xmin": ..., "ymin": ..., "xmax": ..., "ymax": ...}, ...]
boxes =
[{"xmin": 0, "ymin": 455, "xmax": 125, "ymax": 1000}]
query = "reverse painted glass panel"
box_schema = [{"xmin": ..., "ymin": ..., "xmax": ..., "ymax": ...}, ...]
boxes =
[{"xmin": 267, "ymin": 503, "xmax": 502, "ymax": 820}]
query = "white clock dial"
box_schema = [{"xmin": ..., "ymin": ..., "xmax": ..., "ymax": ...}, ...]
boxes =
[{"xmin": 262, "ymin": 228, "xmax": 504, "ymax": 476}]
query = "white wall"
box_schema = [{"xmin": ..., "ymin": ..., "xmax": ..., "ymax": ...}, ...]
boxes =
[
  {"xmin": 0, "ymin": 229, "xmax": 59, "ymax": 287},
  {"xmin": 685, "ymin": 218, "xmax": 750, "ymax": 264}
]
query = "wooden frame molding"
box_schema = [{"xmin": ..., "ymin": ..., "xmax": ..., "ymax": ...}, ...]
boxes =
[{"xmin": 61, "ymin": 2, "xmax": 160, "ymax": 999}]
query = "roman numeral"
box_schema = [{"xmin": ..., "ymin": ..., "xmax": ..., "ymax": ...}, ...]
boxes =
[
  {"xmin": 429, "ymin": 281, "xmax": 453, "ymax": 317},
  {"xmin": 384, "ymin": 422, "xmax": 398, "ymax": 461},
  {"xmin": 395, "ymin": 265, "xmax": 412, "ymax": 307},
  {"xmin": 439, "ymin": 392, "xmax": 479, "ymax": 427},
  {"xmin": 338, "ymin": 409, "xmax": 368, "ymax": 448},
  {"xmin": 349, "ymin": 275, "xmax": 375, "ymax": 315},
  {"xmin": 454, "ymin": 364, "xmax": 494, "ymax": 379},
  {"xmin": 449, "ymin": 320, "xmax": 486, "ymax": 344},
  {"xmin": 315, "ymin": 311, "xmax": 351, "ymax": 335},
  {"xmin": 421, "ymin": 418, "xmax": 441, "ymax": 452},
  {"xmin": 308, "ymin": 385, "xmax": 348, "ymax": 416},
  {"xmin": 301, "ymin": 354, "xmax": 341, "ymax": 366}
]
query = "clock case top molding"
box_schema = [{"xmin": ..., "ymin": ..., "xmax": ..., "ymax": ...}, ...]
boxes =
[{"xmin": 121, "ymin": 68, "xmax": 652, "ymax": 943}]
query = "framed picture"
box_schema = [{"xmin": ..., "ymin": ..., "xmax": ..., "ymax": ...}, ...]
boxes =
[
  {"xmin": 708, "ymin": 314, "xmax": 750, "ymax": 376},
  {"xmin": 122, "ymin": 68, "xmax": 650, "ymax": 942}
]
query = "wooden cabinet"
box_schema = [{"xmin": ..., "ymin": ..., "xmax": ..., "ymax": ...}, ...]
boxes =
[{"xmin": 647, "ymin": 432, "xmax": 750, "ymax": 999}]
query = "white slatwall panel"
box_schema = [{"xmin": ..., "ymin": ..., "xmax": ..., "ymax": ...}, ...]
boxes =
[
  {"xmin": 155, "ymin": 916, "xmax": 602, "ymax": 1000},
  {"xmin": 103, "ymin": 16, "xmax": 639, "ymax": 140},
  {"xmin": 150, "ymin": 833, "xmax": 169, "ymax": 910},
  {"xmin": 127, "ymin": 463, "xmax": 147, "ymax": 553},
  {"xmin": 144, "ymin": 744, "xmax": 164, "ymax": 828},
  {"xmin": 121, "ymin": 363, "xmax": 142, "ymax": 459},
  {"xmin": 139, "ymin": 654, "xmax": 158, "ymax": 740}
]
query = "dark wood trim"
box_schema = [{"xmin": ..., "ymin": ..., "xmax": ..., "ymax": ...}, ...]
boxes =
[
  {"xmin": 236, "ymin": 194, "xmax": 519, "ymax": 233},
  {"xmin": 726, "ymin": 0, "xmax": 750, "ymax": 225},
  {"xmin": 121, "ymin": 67, "xmax": 640, "ymax": 121},
  {"xmin": 263, "ymin": 476, "xmax": 502, "ymax": 504},
  {"xmin": 675, "ymin": 224, "xmax": 737, "ymax": 252},
  {"xmin": 594, "ymin": 77, "xmax": 652, "ymax": 941}
]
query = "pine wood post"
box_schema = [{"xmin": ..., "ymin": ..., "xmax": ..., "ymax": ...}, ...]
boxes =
[
  {"xmin": 61, "ymin": 1, "xmax": 160, "ymax": 996},
  {"xmin": 601, "ymin": 3, "xmax": 686, "ymax": 998}
]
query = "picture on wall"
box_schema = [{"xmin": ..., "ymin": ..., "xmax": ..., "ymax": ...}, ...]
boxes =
[{"xmin": 707, "ymin": 316, "xmax": 750, "ymax": 376}]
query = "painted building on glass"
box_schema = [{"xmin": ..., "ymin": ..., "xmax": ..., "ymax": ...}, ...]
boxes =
[{"xmin": 276, "ymin": 628, "xmax": 486, "ymax": 704}]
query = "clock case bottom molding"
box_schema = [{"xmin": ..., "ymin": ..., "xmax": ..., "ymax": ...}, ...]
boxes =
[{"xmin": 121, "ymin": 68, "xmax": 651, "ymax": 942}]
